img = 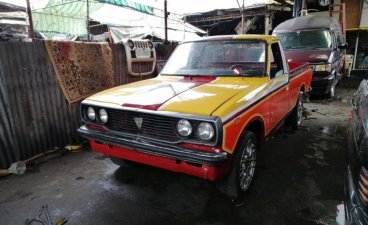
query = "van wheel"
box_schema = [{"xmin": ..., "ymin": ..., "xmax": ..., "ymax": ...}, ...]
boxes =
[
  {"xmin": 328, "ymin": 76, "xmax": 336, "ymax": 99},
  {"xmin": 286, "ymin": 92, "xmax": 303, "ymax": 130},
  {"xmin": 110, "ymin": 157, "xmax": 139, "ymax": 167},
  {"xmin": 216, "ymin": 131, "xmax": 257, "ymax": 198}
]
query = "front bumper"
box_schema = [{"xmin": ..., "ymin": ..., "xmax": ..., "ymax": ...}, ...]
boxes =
[
  {"xmin": 77, "ymin": 125, "xmax": 229, "ymax": 180},
  {"xmin": 310, "ymin": 72, "xmax": 335, "ymax": 95},
  {"xmin": 345, "ymin": 165, "xmax": 368, "ymax": 224}
]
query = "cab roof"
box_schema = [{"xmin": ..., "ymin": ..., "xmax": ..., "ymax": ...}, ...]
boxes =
[{"xmin": 185, "ymin": 35, "xmax": 279, "ymax": 44}]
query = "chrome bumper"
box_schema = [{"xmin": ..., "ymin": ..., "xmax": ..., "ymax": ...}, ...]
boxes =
[{"xmin": 77, "ymin": 125, "xmax": 228, "ymax": 165}]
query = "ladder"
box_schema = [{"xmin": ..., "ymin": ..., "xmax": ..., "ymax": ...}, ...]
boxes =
[{"xmin": 329, "ymin": 3, "xmax": 346, "ymax": 38}]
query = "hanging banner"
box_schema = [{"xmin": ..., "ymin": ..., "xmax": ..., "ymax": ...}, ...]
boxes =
[{"xmin": 45, "ymin": 41, "xmax": 115, "ymax": 103}]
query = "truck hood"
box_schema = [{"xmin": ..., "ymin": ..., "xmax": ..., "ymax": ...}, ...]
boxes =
[
  {"xmin": 284, "ymin": 49, "xmax": 332, "ymax": 64},
  {"xmin": 85, "ymin": 75, "xmax": 269, "ymax": 116}
]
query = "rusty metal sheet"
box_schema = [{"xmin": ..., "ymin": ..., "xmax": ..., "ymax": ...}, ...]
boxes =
[{"xmin": 0, "ymin": 42, "xmax": 175, "ymax": 169}]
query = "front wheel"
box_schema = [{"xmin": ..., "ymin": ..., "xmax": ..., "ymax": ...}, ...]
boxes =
[
  {"xmin": 216, "ymin": 131, "xmax": 257, "ymax": 198},
  {"xmin": 327, "ymin": 76, "xmax": 336, "ymax": 99}
]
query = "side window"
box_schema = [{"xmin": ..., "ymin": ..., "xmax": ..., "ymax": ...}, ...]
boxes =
[
  {"xmin": 270, "ymin": 43, "xmax": 284, "ymax": 79},
  {"xmin": 335, "ymin": 32, "xmax": 344, "ymax": 49},
  {"xmin": 336, "ymin": 33, "xmax": 343, "ymax": 44},
  {"xmin": 333, "ymin": 32, "xmax": 339, "ymax": 48}
]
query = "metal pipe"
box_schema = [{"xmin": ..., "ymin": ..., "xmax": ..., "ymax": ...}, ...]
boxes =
[
  {"xmin": 164, "ymin": 0, "xmax": 168, "ymax": 43},
  {"xmin": 264, "ymin": 5, "xmax": 269, "ymax": 35},
  {"xmin": 183, "ymin": 16, "xmax": 186, "ymax": 40},
  {"xmin": 353, "ymin": 30, "xmax": 360, "ymax": 70},
  {"xmin": 87, "ymin": 0, "xmax": 90, "ymax": 42},
  {"xmin": 241, "ymin": 12, "xmax": 244, "ymax": 34},
  {"xmin": 241, "ymin": 0, "xmax": 245, "ymax": 34},
  {"xmin": 26, "ymin": 0, "xmax": 35, "ymax": 39}
]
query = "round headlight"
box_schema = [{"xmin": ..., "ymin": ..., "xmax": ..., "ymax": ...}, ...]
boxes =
[
  {"xmin": 148, "ymin": 41, "xmax": 153, "ymax": 49},
  {"xmin": 197, "ymin": 122, "xmax": 215, "ymax": 141},
  {"xmin": 87, "ymin": 107, "xmax": 96, "ymax": 120},
  {"xmin": 128, "ymin": 40, "xmax": 134, "ymax": 49},
  {"xmin": 99, "ymin": 108, "xmax": 108, "ymax": 124},
  {"xmin": 177, "ymin": 119, "xmax": 192, "ymax": 137}
]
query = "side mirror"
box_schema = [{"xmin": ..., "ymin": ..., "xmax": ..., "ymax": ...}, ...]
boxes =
[
  {"xmin": 338, "ymin": 43, "xmax": 348, "ymax": 49},
  {"xmin": 275, "ymin": 70, "xmax": 284, "ymax": 77}
]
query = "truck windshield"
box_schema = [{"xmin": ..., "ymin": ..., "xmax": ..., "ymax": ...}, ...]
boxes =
[
  {"xmin": 160, "ymin": 40, "xmax": 266, "ymax": 77},
  {"xmin": 276, "ymin": 30, "xmax": 332, "ymax": 50}
]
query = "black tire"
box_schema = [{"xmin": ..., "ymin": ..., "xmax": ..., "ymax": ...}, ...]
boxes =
[
  {"xmin": 216, "ymin": 131, "xmax": 257, "ymax": 198},
  {"xmin": 110, "ymin": 156, "xmax": 139, "ymax": 167},
  {"xmin": 286, "ymin": 92, "xmax": 303, "ymax": 130}
]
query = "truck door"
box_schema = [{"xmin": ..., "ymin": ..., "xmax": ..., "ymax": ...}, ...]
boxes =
[{"xmin": 268, "ymin": 42, "xmax": 290, "ymax": 128}]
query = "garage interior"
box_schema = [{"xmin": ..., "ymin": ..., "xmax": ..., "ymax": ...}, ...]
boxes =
[{"xmin": 0, "ymin": 0, "xmax": 368, "ymax": 225}]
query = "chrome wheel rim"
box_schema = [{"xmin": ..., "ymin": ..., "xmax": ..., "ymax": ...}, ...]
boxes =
[
  {"xmin": 297, "ymin": 97, "xmax": 303, "ymax": 126},
  {"xmin": 239, "ymin": 139, "xmax": 256, "ymax": 191}
]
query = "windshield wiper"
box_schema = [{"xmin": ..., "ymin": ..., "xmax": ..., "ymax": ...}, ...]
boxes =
[
  {"xmin": 160, "ymin": 73, "xmax": 206, "ymax": 76},
  {"xmin": 285, "ymin": 46, "xmax": 308, "ymax": 50}
]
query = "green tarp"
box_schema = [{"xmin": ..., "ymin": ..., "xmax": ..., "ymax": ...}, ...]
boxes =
[
  {"xmin": 101, "ymin": 0, "xmax": 154, "ymax": 15},
  {"xmin": 32, "ymin": 0, "xmax": 155, "ymax": 35}
]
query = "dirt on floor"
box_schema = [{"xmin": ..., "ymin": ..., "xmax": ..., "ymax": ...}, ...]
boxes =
[{"xmin": 0, "ymin": 82, "xmax": 359, "ymax": 225}]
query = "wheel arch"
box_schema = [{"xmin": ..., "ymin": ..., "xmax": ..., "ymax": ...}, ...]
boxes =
[
  {"xmin": 234, "ymin": 116, "xmax": 265, "ymax": 155},
  {"xmin": 245, "ymin": 118, "xmax": 265, "ymax": 147}
]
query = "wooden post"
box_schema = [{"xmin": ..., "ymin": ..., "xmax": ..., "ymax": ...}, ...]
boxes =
[
  {"xmin": 108, "ymin": 28, "xmax": 112, "ymax": 43},
  {"xmin": 236, "ymin": 0, "xmax": 245, "ymax": 34},
  {"xmin": 26, "ymin": 0, "xmax": 35, "ymax": 39},
  {"xmin": 353, "ymin": 30, "xmax": 360, "ymax": 70},
  {"xmin": 264, "ymin": 5, "xmax": 269, "ymax": 35}
]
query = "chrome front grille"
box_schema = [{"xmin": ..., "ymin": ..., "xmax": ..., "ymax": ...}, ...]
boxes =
[
  {"xmin": 106, "ymin": 109, "xmax": 180, "ymax": 142},
  {"xmin": 133, "ymin": 40, "xmax": 149, "ymax": 48}
]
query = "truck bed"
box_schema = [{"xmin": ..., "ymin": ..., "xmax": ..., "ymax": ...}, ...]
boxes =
[{"xmin": 288, "ymin": 62, "xmax": 310, "ymax": 78}]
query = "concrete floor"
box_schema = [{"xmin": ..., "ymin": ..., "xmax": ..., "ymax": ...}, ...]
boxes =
[{"xmin": 0, "ymin": 85, "xmax": 357, "ymax": 225}]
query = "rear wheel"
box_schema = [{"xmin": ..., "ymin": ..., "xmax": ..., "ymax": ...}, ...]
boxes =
[
  {"xmin": 110, "ymin": 157, "xmax": 139, "ymax": 167},
  {"xmin": 286, "ymin": 92, "xmax": 303, "ymax": 130},
  {"xmin": 216, "ymin": 131, "xmax": 257, "ymax": 198}
]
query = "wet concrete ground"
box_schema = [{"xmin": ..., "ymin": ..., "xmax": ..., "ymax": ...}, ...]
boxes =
[{"xmin": 0, "ymin": 84, "xmax": 358, "ymax": 225}]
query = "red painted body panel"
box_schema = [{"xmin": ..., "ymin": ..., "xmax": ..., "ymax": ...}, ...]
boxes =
[
  {"xmin": 222, "ymin": 62, "xmax": 312, "ymax": 152},
  {"xmin": 90, "ymin": 140, "xmax": 230, "ymax": 181}
]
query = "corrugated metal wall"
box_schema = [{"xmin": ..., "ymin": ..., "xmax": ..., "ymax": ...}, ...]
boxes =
[
  {"xmin": 0, "ymin": 42, "xmax": 81, "ymax": 168},
  {"xmin": 0, "ymin": 54, "xmax": 17, "ymax": 168},
  {"xmin": 0, "ymin": 41, "xmax": 174, "ymax": 169}
]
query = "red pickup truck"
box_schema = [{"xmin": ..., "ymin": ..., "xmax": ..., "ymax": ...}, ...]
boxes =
[{"xmin": 78, "ymin": 35, "xmax": 312, "ymax": 197}]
